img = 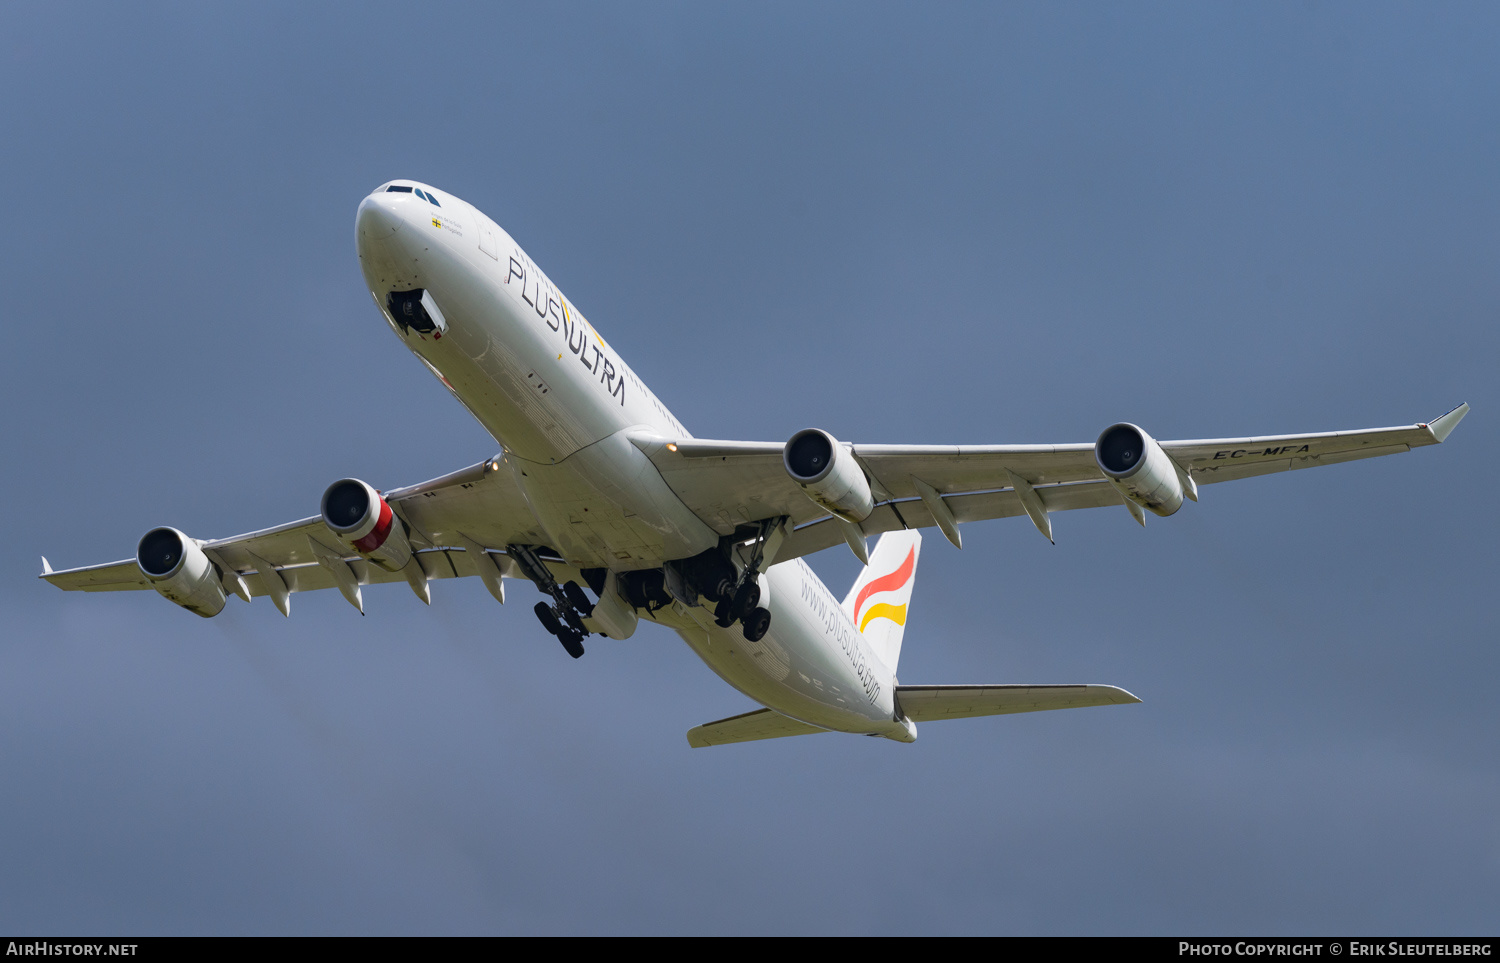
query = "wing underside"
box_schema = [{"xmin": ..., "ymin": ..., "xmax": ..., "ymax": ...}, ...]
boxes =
[
  {"xmin": 42, "ymin": 405, "xmax": 1469, "ymax": 603},
  {"xmin": 642, "ymin": 404, "xmax": 1468, "ymax": 560},
  {"xmin": 42, "ymin": 543, "xmax": 555, "ymax": 596},
  {"xmin": 40, "ymin": 457, "xmax": 572, "ymax": 606}
]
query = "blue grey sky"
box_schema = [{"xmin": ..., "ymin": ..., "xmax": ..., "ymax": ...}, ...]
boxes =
[{"xmin": 3, "ymin": 2, "xmax": 1496, "ymax": 934}]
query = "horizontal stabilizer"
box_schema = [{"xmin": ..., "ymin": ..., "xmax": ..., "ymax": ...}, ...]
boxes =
[
  {"xmin": 686, "ymin": 707, "xmax": 829, "ymax": 748},
  {"xmin": 895, "ymin": 683, "xmax": 1140, "ymax": 721}
]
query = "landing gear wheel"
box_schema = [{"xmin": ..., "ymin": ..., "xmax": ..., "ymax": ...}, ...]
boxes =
[
  {"xmin": 537, "ymin": 602, "xmax": 586, "ymax": 656},
  {"xmin": 713, "ymin": 598, "xmax": 735, "ymax": 628},
  {"xmin": 731, "ymin": 579, "xmax": 761, "ymax": 622},
  {"xmin": 534, "ymin": 601, "xmax": 561, "ymax": 636},
  {"xmin": 562, "ymin": 606, "xmax": 588, "ymax": 636},
  {"xmin": 557, "ymin": 630, "xmax": 586, "ymax": 659},
  {"xmin": 742, "ymin": 606, "xmax": 771, "ymax": 642},
  {"xmin": 563, "ymin": 581, "xmax": 594, "ymax": 616}
]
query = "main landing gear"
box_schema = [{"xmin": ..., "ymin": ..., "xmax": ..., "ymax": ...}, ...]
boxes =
[
  {"xmin": 722, "ymin": 516, "xmax": 785, "ymax": 642},
  {"xmin": 509, "ymin": 544, "xmax": 593, "ymax": 659},
  {"xmin": 712, "ymin": 577, "xmax": 770, "ymax": 642},
  {"xmin": 513, "ymin": 517, "xmax": 786, "ymax": 656},
  {"xmin": 619, "ymin": 561, "xmax": 770, "ymax": 642}
]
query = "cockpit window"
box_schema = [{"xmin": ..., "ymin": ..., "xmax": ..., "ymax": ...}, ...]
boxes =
[{"xmin": 384, "ymin": 184, "xmax": 440, "ymax": 206}]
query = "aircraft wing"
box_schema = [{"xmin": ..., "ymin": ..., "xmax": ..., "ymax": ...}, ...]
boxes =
[
  {"xmin": 41, "ymin": 458, "xmax": 563, "ymax": 609},
  {"xmin": 640, "ymin": 403, "xmax": 1469, "ymax": 559}
]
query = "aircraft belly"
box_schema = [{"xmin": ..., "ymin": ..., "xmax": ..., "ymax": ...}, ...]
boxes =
[
  {"xmin": 505, "ymin": 432, "xmax": 719, "ymax": 568},
  {"xmin": 653, "ymin": 563, "xmax": 900, "ymax": 735}
]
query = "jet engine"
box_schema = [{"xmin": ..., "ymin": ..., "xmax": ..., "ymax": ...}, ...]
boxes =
[
  {"xmin": 136, "ymin": 527, "xmax": 227, "ymax": 618},
  {"xmin": 784, "ymin": 428, "xmax": 874, "ymax": 522},
  {"xmin": 1094, "ymin": 423, "xmax": 1185, "ymax": 517},
  {"xmin": 320, "ymin": 478, "xmax": 413, "ymax": 571}
]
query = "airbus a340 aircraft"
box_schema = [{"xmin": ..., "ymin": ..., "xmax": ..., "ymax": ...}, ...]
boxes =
[{"xmin": 43, "ymin": 181, "xmax": 1469, "ymax": 747}]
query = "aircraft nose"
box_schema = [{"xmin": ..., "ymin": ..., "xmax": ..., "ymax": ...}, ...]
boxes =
[{"xmin": 356, "ymin": 192, "xmax": 407, "ymax": 243}]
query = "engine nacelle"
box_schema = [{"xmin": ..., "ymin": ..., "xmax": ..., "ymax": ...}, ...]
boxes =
[
  {"xmin": 1095, "ymin": 423, "xmax": 1185, "ymax": 517},
  {"xmin": 320, "ymin": 478, "xmax": 413, "ymax": 571},
  {"xmin": 784, "ymin": 428, "xmax": 874, "ymax": 522},
  {"xmin": 136, "ymin": 527, "xmax": 227, "ymax": 618}
]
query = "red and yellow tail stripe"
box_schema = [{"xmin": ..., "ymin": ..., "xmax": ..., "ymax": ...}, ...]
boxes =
[
  {"xmin": 859, "ymin": 601, "xmax": 907, "ymax": 633},
  {"xmin": 852, "ymin": 546, "xmax": 916, "ymax": 634}
]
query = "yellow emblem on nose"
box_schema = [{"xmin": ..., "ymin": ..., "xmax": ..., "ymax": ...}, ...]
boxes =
[{"xmin": 432, "ymin": 218, "xmax": 441, "ymax": 228}]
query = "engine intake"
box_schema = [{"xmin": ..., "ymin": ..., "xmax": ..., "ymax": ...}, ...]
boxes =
[
  {"xmin": 136, "ymin": 527, "xmax": 227, "ymax": 618},
  {"xmin": 784, "ymin": 428, "xmax": 874, "ymax": 522},
  {"xmin": 320, "ymin": 478, "xmax": 413, "ymax": 571},
  {"xmin": 1095, "ymin": 423, "xmax": 1185, "ymax": 517}
]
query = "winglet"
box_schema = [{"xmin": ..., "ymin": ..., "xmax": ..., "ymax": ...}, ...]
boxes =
[
  {"xmin": 1425, "ymin": 402, "xmax": 1469, "ymax": 443},
  {"xmin": 40, "ymin": 556, "xmax": 52, "ymax": 575}
]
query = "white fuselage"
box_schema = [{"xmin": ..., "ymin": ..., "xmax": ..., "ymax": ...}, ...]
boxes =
[{"xmin": 355, "ymin": 182, "xmax": 913, "ymax": 742}]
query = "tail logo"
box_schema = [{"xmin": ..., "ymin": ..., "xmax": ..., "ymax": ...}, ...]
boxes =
[{"xmin": 852, "ymin": 547, "xmax": 916, "ymax": 634}]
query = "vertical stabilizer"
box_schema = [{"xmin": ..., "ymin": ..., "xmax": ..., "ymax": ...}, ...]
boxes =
[{"xmin": 841, "ymin": 530, "xmax": 921, "ymax": 674}]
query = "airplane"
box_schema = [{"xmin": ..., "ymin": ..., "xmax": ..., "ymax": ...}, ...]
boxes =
[{"xmin": 41, "ymin": 179, "xmax": 1470, "ymax": 748}]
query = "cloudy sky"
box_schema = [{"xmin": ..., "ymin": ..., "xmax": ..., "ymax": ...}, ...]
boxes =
[{"xmin": 3, "ymin": 2, "xmax": 1496, "ymax": 935}]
